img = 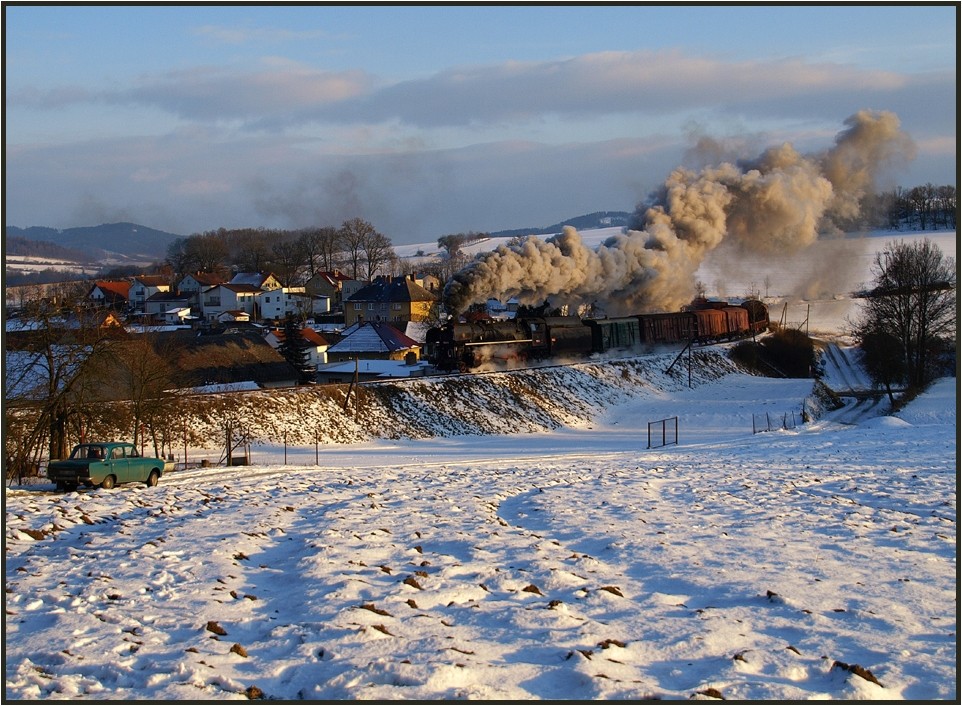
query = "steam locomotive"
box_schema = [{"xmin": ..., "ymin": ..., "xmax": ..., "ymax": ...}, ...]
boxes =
[{"xmin": 425, "ymin": 299, "xmax": 770, "ymax": 371}]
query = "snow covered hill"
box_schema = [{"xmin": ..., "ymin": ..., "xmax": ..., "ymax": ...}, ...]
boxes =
[{"xmin": 4, "ymin": 343, "xmax": 957, "ymax": 700}]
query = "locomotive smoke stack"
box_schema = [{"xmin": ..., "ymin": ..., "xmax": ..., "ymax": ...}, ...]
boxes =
[{"xmin": 443, "ymin": 110, "xmax": 915, "ymax": 317}]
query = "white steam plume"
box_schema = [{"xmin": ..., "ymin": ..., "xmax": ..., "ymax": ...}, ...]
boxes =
[{"xmin": 444, "ymin": 110, "xmax": 915, "ymax": 316}]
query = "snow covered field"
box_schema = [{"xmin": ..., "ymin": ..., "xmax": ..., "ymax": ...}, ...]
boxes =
[{"xmin": 4, "ymin": 362, "xmax": 956, "ymax": 701}]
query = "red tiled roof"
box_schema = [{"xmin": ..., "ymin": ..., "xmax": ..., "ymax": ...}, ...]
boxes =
[
  {"xmin": 271, "ymin": 327, "xmax": 329, "ymax": 347},
  {"xmin": 91, "ymin": 280, "xmax": 130, "ymax": 300}
]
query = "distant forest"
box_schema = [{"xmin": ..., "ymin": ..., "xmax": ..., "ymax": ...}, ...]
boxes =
[
  {"xmin": 6, "ymin": 236, "xmax": 91, "ymax": 263},
  {"xmin": 859, "ymin": 184, "xmax": 956, "ymax": 232}
]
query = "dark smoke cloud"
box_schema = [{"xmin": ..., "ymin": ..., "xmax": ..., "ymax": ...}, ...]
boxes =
[{"xmin": 443, "ymin": 110, "xmax": 915, "ymax": 316}]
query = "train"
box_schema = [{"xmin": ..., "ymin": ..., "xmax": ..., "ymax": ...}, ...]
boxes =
[{"xmin": 425, "ymin": 299, "xmax": 770, "ymax": 371}]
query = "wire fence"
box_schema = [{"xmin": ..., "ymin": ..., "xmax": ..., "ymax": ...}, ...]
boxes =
[
  {"xmin": 753, "ymin": 411, "xmax": 798, "ymax": 434},
  {"xmin": 647, "ymin": 416, "xmax": 679, "ymax": 449}
]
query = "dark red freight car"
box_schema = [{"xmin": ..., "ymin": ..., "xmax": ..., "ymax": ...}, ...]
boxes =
[
  {"xmin": 637, "ymin": 312, "xmax": 697, "ymax": 344},
  {"xmin": 693, "ymin": 309, "xmax": 728, "ymax": 340},
  {"xmin": 722, "ymin": 306, "xmax": 750, "ymax": 338}
]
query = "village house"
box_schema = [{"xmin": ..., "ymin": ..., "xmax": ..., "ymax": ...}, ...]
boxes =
[
  {"xmin": 201, "ymin": 283, "xmax": 261, "ymax": 321},
  {"xmin": 88, "ymin": 280, "xmax": 131, "ymax": 310},
  {"xmin": 343, "ymin": 275, "xmax": 438, "ymax": 327},
  {"xmin": 129, "ymin": 275, "xmax": 171, "ymax": 312},
  {"xmin": 304, "ymin": 270, "xmax": 360, "ymax": 311},
  {"xmin": 177, "ymin": 272, "xmax": 226, "ymax": 307},
  {"xmin": 260, "ymin": 287, "xmax": 331, "ymax": 322},
  {"xmin": 325, "ymin": 321, "xmax": 421, "ymax": 363},
  {"xmin": 416, "ymin": 273, "xmax": 443, "ymax": 296},
  {"xmin": 230, "ymin": 271, "xmax": 282, "ymax": 291},
  {"xmin": 163, "ymin": 307, "xmax": 193, "ymax": 325},
  {"xmin": 144, "ymin": 291, "xmax": 192, "ymax": 318}
]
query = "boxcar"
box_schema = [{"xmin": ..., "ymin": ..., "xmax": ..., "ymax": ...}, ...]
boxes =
[
  {"xmin": 722, "ymin": 306, "xmax": 750, "ymax": 338},
  {"xmin": 584, "ymin": 317, "xmax": 641, "ymax": 352},
  {"xmin": 693, "ymin": 309, "xmax": 728, "ymax": 340},
  {"xmin": 637, "ymin": 312, "xmax": 697, "ymax": 344}
]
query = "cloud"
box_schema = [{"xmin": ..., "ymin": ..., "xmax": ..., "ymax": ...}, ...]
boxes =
[
  {"xmin": 119, "ymin": 60, "xmax": 374, "ymax": 123},
  {"xmin": 11, "ymin": 49, "xmax": 943, "ymax": 134},
  {"xmin": 332, "ymin": 50, "xmax": 912, "ymax": 128},
  {"xmin": 12, "ymin": 59, "xmax": 375, "ymax": 124}
]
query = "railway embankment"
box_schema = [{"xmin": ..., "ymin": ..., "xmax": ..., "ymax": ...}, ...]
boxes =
[{"xmin": 172, "ymin": 347, "xmax": 758, "ymax": 453}]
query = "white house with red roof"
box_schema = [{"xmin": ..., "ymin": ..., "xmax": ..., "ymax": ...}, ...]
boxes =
[{"xmin": 88, "ymin": 280, "xmax": 131, "ymax": 309}]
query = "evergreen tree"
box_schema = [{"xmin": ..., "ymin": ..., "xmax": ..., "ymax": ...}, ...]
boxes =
[{"xmin": 278, "ymin": 316, "xmax": 314, "ymax": 383}]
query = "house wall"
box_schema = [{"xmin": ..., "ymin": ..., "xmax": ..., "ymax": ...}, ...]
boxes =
[
  {"xmin": 130, "ymin": 282, "xmax": 170, "ymax": 312},
  {"xmin": 202, "ymin": 287, "xmax": 259, "ymax": 321},
  {"xmin": 260, "ymin": 290, "xmax": 303, "ymax": 321},
  {"xmin": 343, "ymin": 299, "xmax": 434, "ymax": 327}
]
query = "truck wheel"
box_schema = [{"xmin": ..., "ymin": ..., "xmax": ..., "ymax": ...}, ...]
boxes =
[
  {"xmin": 146, "ymin": 470, "xmax": 160, "ymax": 487},
  {"xmin": 100, "ymin": 475, "xmax": 116, "ymax": 490}
]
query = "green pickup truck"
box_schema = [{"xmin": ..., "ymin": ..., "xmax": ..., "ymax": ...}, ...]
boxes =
[{"xmin": 47, "ymin": 442, "xmax": 167, "ymax": 491}]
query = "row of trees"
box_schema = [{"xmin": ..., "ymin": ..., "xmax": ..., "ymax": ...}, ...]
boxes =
[
  {"xmin": 855, "ymin": 183, "xmax": 957, "ymax": 232},
  {"xmin": 165, "ymin": 217, "xmax": 400, "ymax": 286}
]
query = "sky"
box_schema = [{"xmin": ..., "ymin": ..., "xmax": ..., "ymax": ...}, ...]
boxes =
[{"xmin": 4, "ymin": 3, "xmax": 958, "ymax": 244}]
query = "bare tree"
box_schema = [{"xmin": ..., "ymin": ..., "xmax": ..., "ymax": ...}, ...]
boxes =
[
  {"xmin": 165, "ymin": 238, "xmax": 192, "ymax": 279},
  {"xmin": 183, "ymin": 230, "xmax": 231, "ymax": 273},
  {"xmin": 229, "ymin": 228, "xmax": 274, "ymax": 273},
  {"xmin": 363, "ymin": 230, "xmax": 396, "ymax": 281},
  {"xmin": 934, "ymin": 185, "xmax": 957, "ymax": 229},
  {"xmin": 271, "ymin": 238, "xmax": 308, "ymax": 286},
  {"xmin": 906, "ymin": 184, "xmax": 937, "ymax": 230},
  {"xmin": 96, "ymin": 334, "xmax": 180, "ymax": 455},
  {"xmin": 297, "ymin": 226, "xmax": 342, "ymax": 278},
  {"xmin": 339, "ymin": 218, "xmax": 376, "ymax": 281},
  {"xmin": 854, "ymin": 238, "xmax": 956, "ymax": 389},
  {"xmin": 4, "ymin": 298, "xmax": 123, "ymax": 468}
]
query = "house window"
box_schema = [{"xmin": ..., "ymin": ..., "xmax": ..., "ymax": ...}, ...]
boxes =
[
  {"xmin": 354, "ymin": 303, "xmax": 362, "ymax": 311},
  {"xmin": 368, "ymin": 303, "xmax": 375, "ymax": 310},
  {"xmin": 393, "ymin": 303, "xmax": 402, "ymax": 310}
]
